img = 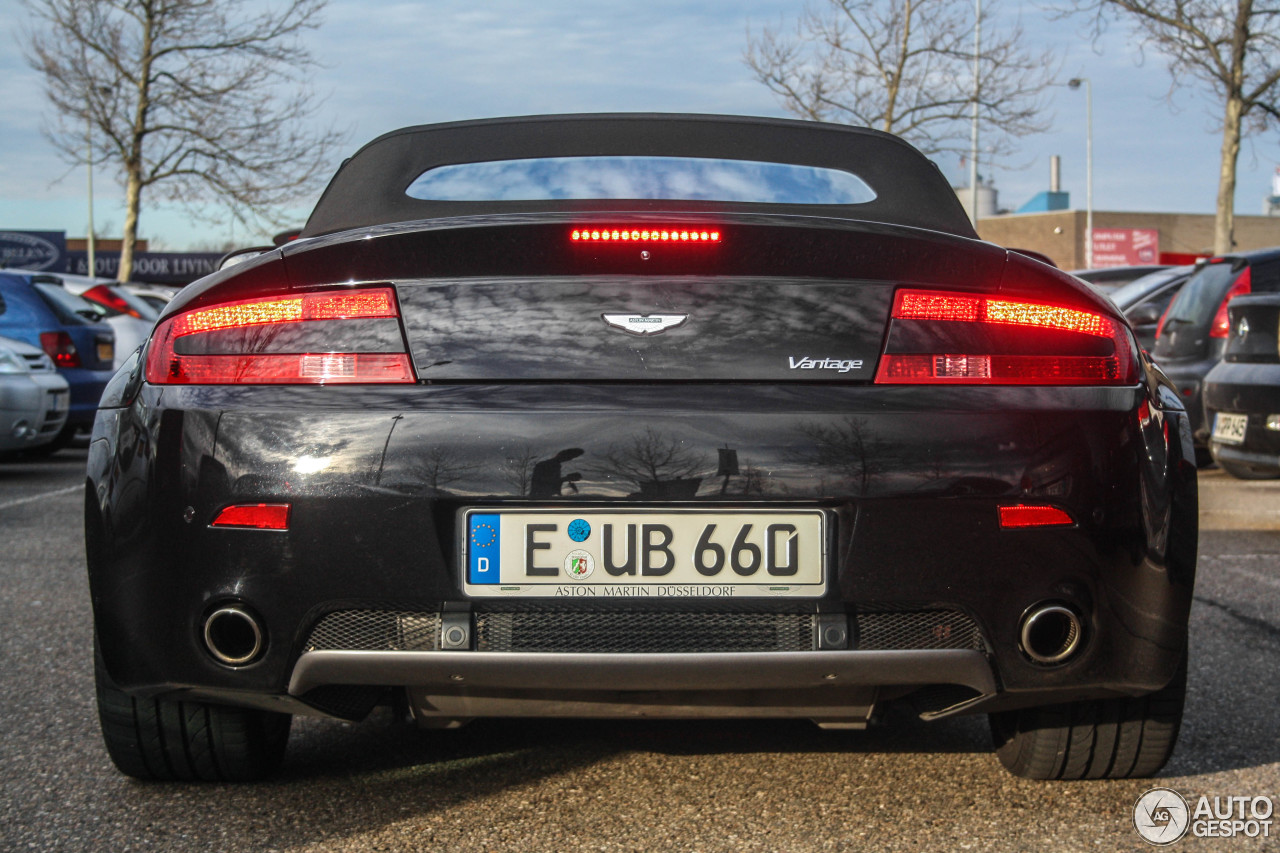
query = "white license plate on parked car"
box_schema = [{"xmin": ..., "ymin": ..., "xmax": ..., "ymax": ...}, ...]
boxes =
[
  {"xmin": 48, "ymin": 391, "xmax": 69, "ymax": 413},
  {"xmin": 462, "ymin": 508, "xmax": 827, "ymax": 598},
  {"xmin": 1212, "ymin": 412, "xmax": 1248, "ymax": 445}
]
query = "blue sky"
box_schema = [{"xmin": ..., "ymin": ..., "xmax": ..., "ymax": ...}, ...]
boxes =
[{"xmin": 1, "ymin": 0, "xmax": 1278, "ymax": 250}]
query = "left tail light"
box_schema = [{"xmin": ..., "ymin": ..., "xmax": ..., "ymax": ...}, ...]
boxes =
[
  {"xmin": 40, "ymin": 331, "xmax": 82, "ymax": 368},
  {"xmin": 144, "ymin": 287, "xmax": 416, "ymax": 385},
  {"xmin": 875, "ymin": 289, "xmax": 1137, "ymax": 385}
]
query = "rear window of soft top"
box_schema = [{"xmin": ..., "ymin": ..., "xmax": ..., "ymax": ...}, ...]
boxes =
[{"xmin": 405, "ymin": 155, "xmax": 877, "ymax": 204}]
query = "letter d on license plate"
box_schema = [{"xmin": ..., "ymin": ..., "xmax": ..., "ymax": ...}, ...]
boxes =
[{"xmin": 461, "ymin": 508, "xmax": 827, "ymax": 598}]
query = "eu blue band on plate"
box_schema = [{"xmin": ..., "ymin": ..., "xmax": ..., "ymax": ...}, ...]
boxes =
[{"xmin": 468, "ymin": 514, "xmax": 501, "ymax": 584}]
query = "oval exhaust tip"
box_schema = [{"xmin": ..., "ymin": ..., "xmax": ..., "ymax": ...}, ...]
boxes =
[
  {"xmin": 204, "ymin": 606, "xmax": 264, "ymax": 666},
  {"xmin": 1020, "ymin": 604, "xmax": 1083, "ymax": 665}
]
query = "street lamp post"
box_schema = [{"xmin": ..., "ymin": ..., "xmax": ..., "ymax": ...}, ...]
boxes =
[
  {"xmin": 969, "ymin": 0, "xmax": 982, "ymax": 227},
  {"xmin": 1068, "ymin": 77, "xmax": 1093, "ymax": 269},
  {"xmin": 86, "ymin": 110, "xmax": 96, "ymax": 278},
  {"xmin": 86, "ymin": 86, "xmax": 111, "ymax": 279}
]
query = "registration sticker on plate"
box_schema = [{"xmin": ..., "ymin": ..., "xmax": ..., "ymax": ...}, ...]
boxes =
[
  {"xmin": 1212, "ymin": 412, "xmax": 1248, "ymax": 445},
  {"xmin": 461, "ymin": 509, "xmax": 827, "ymax": 598}
]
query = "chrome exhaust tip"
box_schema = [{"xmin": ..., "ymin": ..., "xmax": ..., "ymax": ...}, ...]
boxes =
[
  {"xmin": 203, "ymin": 606, "xmax": 264, "ymax": 666},
  {"xmin": 1020, "ymin": 604, "xmax": 1083, "ymax": 665}
]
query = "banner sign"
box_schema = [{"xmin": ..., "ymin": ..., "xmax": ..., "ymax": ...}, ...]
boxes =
[
  {"xmin": 0, "ymin": 231, "xmax": 67, "ymax": 272},
  {"xmin": 1092, "ymin": 228, "xmax": 1160, "ymax": 268},
  {"xmin": 65, "ymin": 251, "xmax": 223, "ymax": 284}
]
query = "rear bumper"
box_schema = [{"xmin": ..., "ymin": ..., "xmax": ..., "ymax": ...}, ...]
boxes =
[
  {"xmin": 289, "ymin": 648, "xmax": 998, "ymax": 695},
  {"xmin": 1203, "ymin": 361, "xmax": 1280, "ymax": 468},
  {"xmin": 87, "ymin": 381, "xmax": 1198, "ymax": 719},
  {"xmin": 0, "ymin": 373, "xmax": 69, "ymax": 450}
]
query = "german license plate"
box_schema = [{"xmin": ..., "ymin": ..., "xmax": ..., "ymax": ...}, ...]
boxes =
[
  {"xmin": 461, "ymin": 508, "xmax": 827, "ymax": 598},
  {"xmin": 1212, "ymin": 412, "xmax": 1247, "ymax": 445},
  {"xmin": 48, "ymin": 390, "xmax": 69, "ymax": 413}
]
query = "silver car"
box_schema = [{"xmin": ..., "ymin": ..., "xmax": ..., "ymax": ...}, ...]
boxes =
[{"xmin": 0, "ymin": 335, "xmax": 70, "ymax": 455}]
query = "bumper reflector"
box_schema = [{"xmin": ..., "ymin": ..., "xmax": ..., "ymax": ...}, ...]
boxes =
[
  {"xmin": 998, "ymin": 505, "xmax": 1074, "ymax": 529},
  {"xmin": 211, "ymin": 504, "xmax": 291, "ymax": 530}
]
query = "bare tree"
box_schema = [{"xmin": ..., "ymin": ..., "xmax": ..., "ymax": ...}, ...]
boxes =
[
  {"xmin": 499, "ymin": 442, "xmax": 541, "ymax": 496},
  {"xmin": 595, "ymin": 428, "xmax": 707, "ymax": 491},
  {"xmin": 1062, "ymin": 1, "xmax": 1280, "ymax": 254},
  {"xmin": 23, "ymin": 0, "xmax": 345, "ymax": 280},
  {"xmin": 745, "ymin": 0, "xmax": 1058, "ymax": 159},
  {"xmin": 411, "ymin": 447, "xmax": 480, "ymax": 494},
  {"xmin": 792, "ymin": 417, "xmax": 887, "ymax": 494}
]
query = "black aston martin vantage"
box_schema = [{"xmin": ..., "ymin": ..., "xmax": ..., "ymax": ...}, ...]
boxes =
[{"xmin": 86, "ymin": 114, "xmax": 1197, "ymax": 782}]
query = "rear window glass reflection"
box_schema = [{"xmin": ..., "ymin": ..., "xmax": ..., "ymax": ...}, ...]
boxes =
[{"xmin": 406, "ymin": 156, "xmax": 877, "ymax": 205}]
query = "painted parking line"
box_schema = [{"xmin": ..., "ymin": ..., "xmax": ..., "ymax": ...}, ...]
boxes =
[{"xmin": 0, "ymin": 485, "xmax": 80, "ymax": 513}]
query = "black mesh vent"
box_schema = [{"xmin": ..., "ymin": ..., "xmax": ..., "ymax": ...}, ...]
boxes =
[
  {"xmin": 305, "ymin": 610, "xmax": 441, "ymax": 652},
  {"xmin": 853, "ymin": 609, "xmax": 983, "ymax": 651},
  {"xmin": 474, "ymin": 609, "xmax": 816, "ymax": 653}
]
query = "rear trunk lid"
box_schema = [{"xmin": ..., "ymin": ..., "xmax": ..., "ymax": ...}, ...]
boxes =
[{"xmin": 279, "ymin": 216, "xmax": 1021, "ymax": 383}]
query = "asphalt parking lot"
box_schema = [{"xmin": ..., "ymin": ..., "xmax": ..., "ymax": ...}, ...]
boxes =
[{"xmin": 1, "ymin": 450, "xmax": 1276, "ymax": 852}]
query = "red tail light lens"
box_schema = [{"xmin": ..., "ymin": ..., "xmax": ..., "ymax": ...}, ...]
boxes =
[
  {"xmin": 875, "ymin": 288, "xmax": 1136, "ymax": 385},
  {"xmin": 571, "ymin": 227, "xmax": 721, "ymax": 243},
  {"xmin": 83, "ymin": 284, "xmax": 144, "ymax": 319},
  {"xmin": 211, "ymin": 503, "xmax": 291, "ymax": 530},
  {"xmin": 39, "ymin": 331, "xmax": 82, "ymax": 368},
  {"xmin": 1209, "ymin": 266, "xmax": 1251, "ymax": 338},
  {"xmin": 998, "ymin": 505, "xmax": 1075, "ymax": 529},
  {"xmin": 145, "ymin": 287, "xmax": 416, "ymax": 385}
]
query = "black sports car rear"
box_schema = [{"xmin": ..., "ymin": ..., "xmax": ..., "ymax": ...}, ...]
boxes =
[{"xmin": 86, "ymin": 114, "xmax": 1197, "ymax": 783}]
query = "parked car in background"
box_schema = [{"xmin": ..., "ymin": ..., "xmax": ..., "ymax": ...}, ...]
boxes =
[
  {"xmin": 1104, "ymin": 265, "xmax": 1195, "ymax": 352},
  {"xmin": 123, "ymin": 282, "xmax": 179, "ymax": 314},
  {"xmin": 48, "ymin": 273, "xmax": 159, "ymax": 360},
  {"xmin": 1071, "ymin": 265, "xmax": 1170, "ymax": 292},
  {"xmin": 0, "ymin": 335, "xmax": 70, "ymax": 457},
  {"xmin": 1152, "ymin": 248, "xmax": 1280, "ymax": 448},
  {"xmin": 1203, "ymin": 293, "xmax": 1280, "ymax": 479},
  {"xmin": 88, "ymin": 114, "xmax": 1195, "ymax": 784},
  {"xmin": 0, "ymin": 271, "xmax": 115, "ymax": 452}
]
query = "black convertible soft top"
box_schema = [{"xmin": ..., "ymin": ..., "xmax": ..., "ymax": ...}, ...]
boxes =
[{"xmin": 300, "ymin": 114, "xmax": 976, "ymax": 239}]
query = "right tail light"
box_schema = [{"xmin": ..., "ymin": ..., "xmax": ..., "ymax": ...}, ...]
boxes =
[
  {"xmin": 1209, "ymin": 266, "xmax": 1252, "ymax": 338},
  {"xmin": 875, "ymin": 289, "xmax": 1137, "ymax": 385}
]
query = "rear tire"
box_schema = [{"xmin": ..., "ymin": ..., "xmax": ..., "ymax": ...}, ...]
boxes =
[
  {"xmin": 989, "ymin": 653, "xmax": 1186, "ymax": 780},
  {"xmin": 95, "ymin": 651, "xmax": 290, "ymax": 782}
]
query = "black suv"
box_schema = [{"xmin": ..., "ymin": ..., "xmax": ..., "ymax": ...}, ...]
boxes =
[{"xmin": 1152, "ymin": 247, "xmax": 1280, "ymax": 447}]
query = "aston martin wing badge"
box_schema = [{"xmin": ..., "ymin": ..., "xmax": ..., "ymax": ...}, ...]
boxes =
[{"xmin": 601, "ymin": 313, "xmax": 689, "ymax": 336}]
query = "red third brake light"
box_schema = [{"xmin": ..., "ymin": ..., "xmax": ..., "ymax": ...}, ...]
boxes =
[
  {"xmin": 876, "ymin": 288, "xmax": 1136, "ymax": 385},
  {"xmin": 571, "ymin": 227, "xmax": 721, "ymax": 243},
  {"xmin": 145, "ymin": 287, "xmax": 415, "ymax": 385}
]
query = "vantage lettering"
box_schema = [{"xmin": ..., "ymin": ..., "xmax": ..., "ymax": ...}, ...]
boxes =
[{"xmin": 788, "ymin": 356, "xmax": 864, "ymax": 373}]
